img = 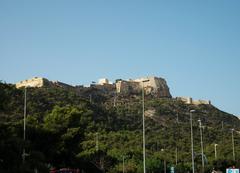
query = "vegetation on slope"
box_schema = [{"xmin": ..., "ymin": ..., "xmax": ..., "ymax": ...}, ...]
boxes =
[{"xmin": 0, "ymin": 81, "xmax": 240, "ymax": 173}]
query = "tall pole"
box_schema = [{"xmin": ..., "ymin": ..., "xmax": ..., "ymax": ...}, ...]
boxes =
[
  {"xmin": 214, "ymin": 144, "xmax": 218, "ymax": 160},
  {"xmin": 221, "ymin": 121, "xmax": 224, "ymax": 144},
  {"xmin": 142, "ymin": 81, "xmax": 146, "ymax": 173},
  {"xmin": 114, "ymin": 95, "xmax": 116, "ymax": 107},
  {"xmin": 89, "ymin": 94, "xmax": 92, "ymax": 103},
  {"xmin": 122, "ymin": 155, "xmax": 125, "ymax": 173},
  {"xmin": 142, "ymin": 79, "xmax": 149, "ymax": 173},
  {"xmin": 231, "ymin": 129, "xmax": 235, "ymax": 161},
  {"xmin": 176, "ymin": 112, "xmax": 179, "ymax": 123},
  {"xmin": 96, "ymin": 132, "xmax": 99, "ymax": 152},
  {"xmin": 175, "ymin": 147, "xmax": 178, "ymax": 166},
  {"xmin": 164, "ymin": 159, "xmax": 166, "ymax": 173},
  {"xmin": 176, "ymin": 112, "xmax": 179, "ymax": 165},
  {"xmin": 198, "ymin": 119, "xmax": 204, "ymax": 173},
  {"xmin": 190, "ymin": 110, "xmax": 195, "ymax": 173},
  {"xmin": 161, "ymin": 149, "xmax": 166, "ymax": 173},
  {"xmin": 23, "ymin": 87, "xmax": 27, "ymax": 163}
]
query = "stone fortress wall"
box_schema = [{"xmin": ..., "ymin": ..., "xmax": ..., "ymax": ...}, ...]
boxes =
[
  {"xmin": 176, "ymin": 96, "xmax": 211, "ymax": 105},
  {"xmin": 116, "ymin": 76, "xmax": 171, "ymax": 97},
  {"xmin": 16, "ymin": 77, "xmax": 48, "ymax": 88},
  {"xmin": 116, "ymin": 80, "xmax": 140, "ymax": 94},
  {"xmin": 15, "ymin": 77, "xmax": 74, "ymax": 89},
  {"xmin": 15, "ymin": 76, "xmax": 211, "ymax": 105}
]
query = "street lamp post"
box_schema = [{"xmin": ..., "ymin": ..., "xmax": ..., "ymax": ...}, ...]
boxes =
[
  {"xmin": 161, "ymin": 149, "xmax": 167, "ymax": 173},
  {"xmin": 96, "ymin": 132, "xmax": 99, "ymax": 152},
  {"xmin": 198, "ymin": 119, "xmax": 204, "ymax": 173},
  {"xmin": 190, "ymin": 110, "xmax": 195, "ymax": 173},
  {"xmin": 122, "ymin": 155, "xmax": 125, "ymax": 173},
  {"xmin": 231, "ymin": 129, "xmax": 235, "ymax": 161},
  {"xmin": 176, "ymin": 112, "xmax": 179, "ymax": 166},
  {"xmin": 23, "ymin": 87, "xmax": 27, "ymax": 163},
  {"xmin": 214, "ymin": 144, "xmax": 218, "ymax": 160},
  {"xmin": 175, "ymin": 147, "xmax": 178, "ymax": 166},
  {"xmin": 114, "ymin": 93, "xmax": 117, "ymax": 107},
  {"xmin": 142, "ymin": 79, "xmax": 149, "ymax": 173}
]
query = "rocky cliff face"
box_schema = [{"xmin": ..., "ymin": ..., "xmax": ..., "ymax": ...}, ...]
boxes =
[
  {"xmin": 145, "ymin": 76, "xmax": 172, "ymax": 98},
  {"xmin": 116, "ymin": 76, "xmax": 172, "ymax": 98}
]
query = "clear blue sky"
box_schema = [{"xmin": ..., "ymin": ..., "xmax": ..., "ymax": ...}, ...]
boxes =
[{"xmin": 1, "ymin": 0, "xmax": 240, "ymax": 116}]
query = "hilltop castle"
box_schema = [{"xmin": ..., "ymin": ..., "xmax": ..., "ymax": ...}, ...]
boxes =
[
  {"xmin": 15, "ymin": 76, "xmax": 211, "ymax": 105},
  {"xmin": 15, "ymin": 76, "xmax": 172, "ymax": 97}
]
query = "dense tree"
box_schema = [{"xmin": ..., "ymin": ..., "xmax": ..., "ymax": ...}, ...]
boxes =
[{"xmin": 0, "ymin": 81, "xmax": 240, "ymax": 172}]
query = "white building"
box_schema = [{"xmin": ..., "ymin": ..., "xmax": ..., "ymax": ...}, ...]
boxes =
[{"xmin": 98, "ymin": 78, "xmax": 109, "ymax": 85}]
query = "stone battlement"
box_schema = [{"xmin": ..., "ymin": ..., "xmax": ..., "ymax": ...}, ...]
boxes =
[
  {"xmin": 15, "ymin": 77, "xmax": 74, "ymax": 89},
  {"xmin": 116, "ymin": 76, "xmax": 172, "ymax": 97},
  {"xmin": 15, "ymin": 76, "xmax": 172, "ymax": 98},
  {"xmin": 16, "ymin": 77, "xmax": 211, "ymax": 103},
  {"xmin": 176, "ymin": 97, "xmax": 211, "ymax": 105},
  {"xmin": 16, "ymin": 77, "xmax": 48, "ymax": 88}
]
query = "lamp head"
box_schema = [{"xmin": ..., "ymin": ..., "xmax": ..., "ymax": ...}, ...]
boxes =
[{"xmin": 190, "ymin": 110, "xmax": 196, "ymax": 113}]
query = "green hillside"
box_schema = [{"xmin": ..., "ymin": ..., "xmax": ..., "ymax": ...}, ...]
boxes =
[{"xmin": 0, "ymin": 82, "xmax": 240, "ymax": 173}]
